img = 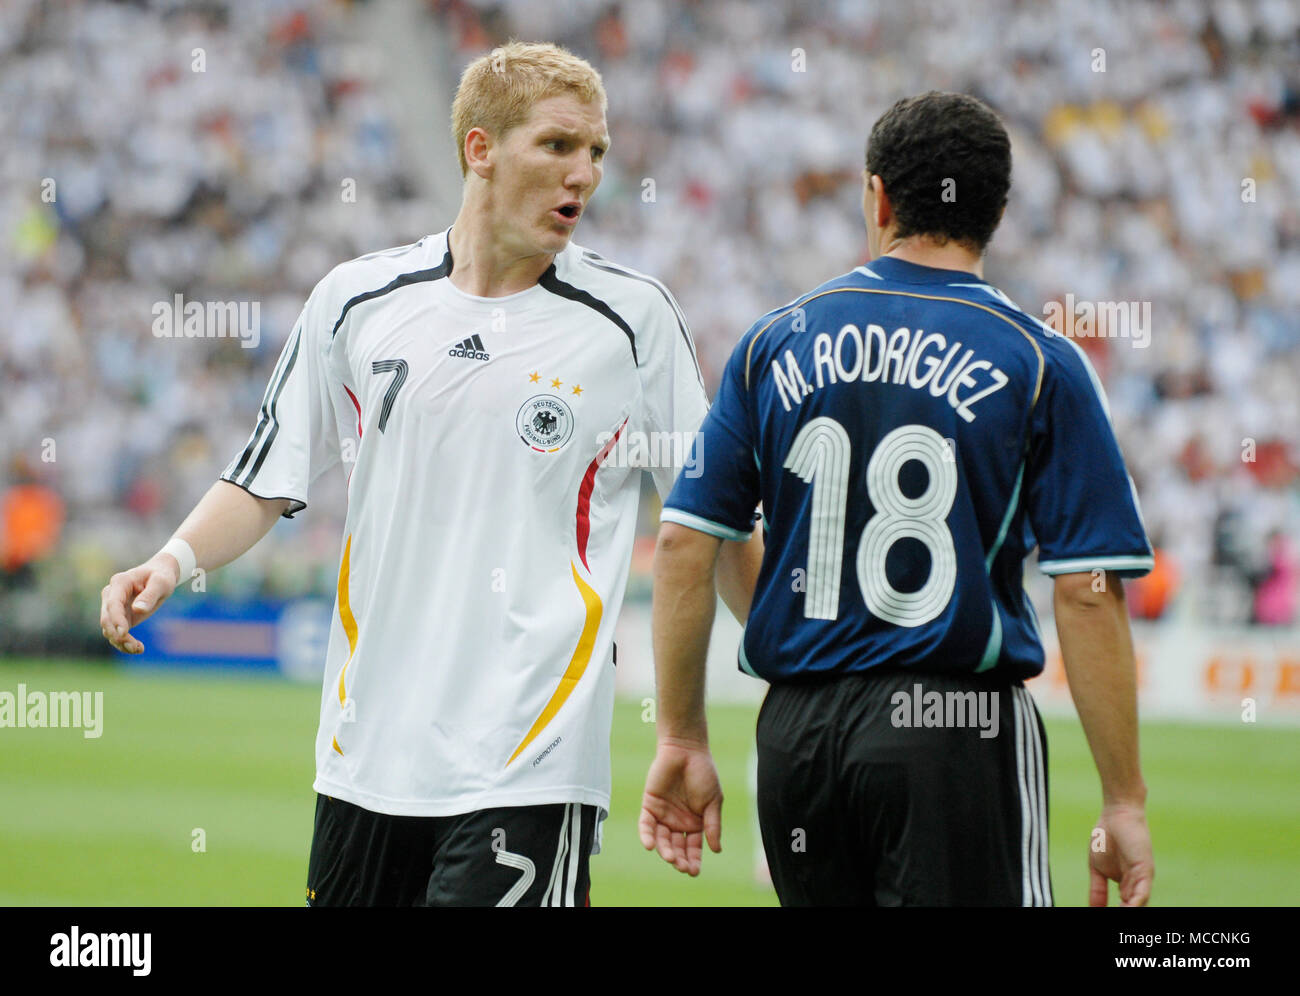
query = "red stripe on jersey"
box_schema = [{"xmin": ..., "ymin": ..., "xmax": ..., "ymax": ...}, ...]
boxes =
[
  {"xmin": 343, "ymin": 385, "xmax": 362, "ymax": 488},
  {"xmin": 343, "ymin": 384, "xmax": 362, "ymax": 438},
  {"xmin": 576, "ymin": 419, "xmax": 626, "ymax": 571}
]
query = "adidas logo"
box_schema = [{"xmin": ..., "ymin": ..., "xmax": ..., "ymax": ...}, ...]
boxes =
[{"xmin": 448, "ymin": 333, "xmax": 490, "ymax": 362}]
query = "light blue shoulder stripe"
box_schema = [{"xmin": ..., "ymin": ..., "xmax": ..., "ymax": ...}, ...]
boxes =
[
  {"xmin": 660, "ymin": 508, "xmax": 753, "ymax": 542},
  {"xmin": 1038, "ymin": 555, "xmax": 1155, "ymax": 575}
]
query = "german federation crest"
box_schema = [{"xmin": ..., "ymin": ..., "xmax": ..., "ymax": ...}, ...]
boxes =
[{"xmin": 517, "ymin": 394, "xmax": 575, "ymax": 452}]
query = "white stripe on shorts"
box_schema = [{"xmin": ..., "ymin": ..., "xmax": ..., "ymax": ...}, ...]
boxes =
[
  {"xmin": 544, "ymin": 803, "xmax": 571, "ymax": 907},
  {"xmin": 1013, "ymin": 686, "xmax": 1051, "ymax": 906}
]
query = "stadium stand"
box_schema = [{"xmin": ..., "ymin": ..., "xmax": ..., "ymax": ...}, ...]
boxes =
[{"xmin": 1, "ymin": 0, "xmax": 1296, "ymax": 650}]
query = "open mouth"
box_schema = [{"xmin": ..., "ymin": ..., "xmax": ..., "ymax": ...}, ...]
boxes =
[{"xmin": 552, "ymin": 202, "xmax": 581, "ymax": 225}]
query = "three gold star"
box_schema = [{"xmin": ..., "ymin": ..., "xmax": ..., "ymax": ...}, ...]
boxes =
[{"xmin": 529, "ymin": 372, "xmax": 583, "ymax": 396}]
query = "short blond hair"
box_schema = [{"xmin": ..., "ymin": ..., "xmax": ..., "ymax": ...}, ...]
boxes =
[{"xmin": 451, "ymin": 40, "xmax": 607, "ymax": 178}]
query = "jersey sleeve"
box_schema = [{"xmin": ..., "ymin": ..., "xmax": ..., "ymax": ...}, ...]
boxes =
[
  {"xmin": 1024, "ymin": 339, "xmax": 1153, "ymax": 577},
  {"xmin": 633, "ymin": 287, "xmax": 711, "ymax": 499},
  {"xmin": 219, "ymin": 280, "xmax": 342, "ymax": 518},
  {"xmin": 660, "ymin": 332, "xmax": 760, "ymax": 540}
]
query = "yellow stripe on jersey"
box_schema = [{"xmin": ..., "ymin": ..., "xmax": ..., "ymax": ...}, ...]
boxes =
[
  {"xmin": 334, "ymin": 534, "xmax": 360, "ymax": 755},
  {"xmin": 507, "ymin": 561, "xmax": 603, "ymax": 766}
]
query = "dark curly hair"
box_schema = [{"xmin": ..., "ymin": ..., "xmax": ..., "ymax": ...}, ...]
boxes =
[{"xmin": 865, "ymin": 91, "xmax": 1012, "ymax": 252}]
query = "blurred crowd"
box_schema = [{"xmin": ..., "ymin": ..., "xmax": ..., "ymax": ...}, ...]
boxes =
[
  {"xmin": 436, "ymin": 0, "xmax": 1300, "ymax": 628},
  {"xmin": 1, "ymin": 0, "xmax": 1297, "ymax": 650},
  {"xmin": 0, "ymin": 0, "xmax": 420, "ymax": 648}
]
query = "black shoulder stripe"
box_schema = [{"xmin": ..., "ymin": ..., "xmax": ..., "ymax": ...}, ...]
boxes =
[
  {"xmin": 538, "ymin": 264, "xmax": 638, "ymax": 366},
  {"xmin": 330, "ymin": 249, "xmax": 453, "ymax": 341},
  {"xmin": 231, "ymin": 247, "xmax": 452, "ymax": 495},
  {"xmin": 228, "ymin": 325, "xmax": 302, "ymax": 486},
  {"xmin": 236, "ymin": 318, "xmax": 299, "ymax": 472},
  {"xmin": 581, "ymin": 253, "xmax": 704, "ymax": 389},
  {"xmin": 217, "ymin": 477, "xmax": 307, "ymax": 519}
]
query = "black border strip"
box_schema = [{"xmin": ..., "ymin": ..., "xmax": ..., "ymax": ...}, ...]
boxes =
[
  {"xmin": 538, "ymin": 263, "xmax": 638, "ymax": 366},
  {"xmin": 217, "ymin": 476, "xmax": 307, "ymax": 519},
  {"xmin": 330, "ymin": 249, "xmax": 453, "ymax": 341},
  {"xmin": 227, "ymin": 326, "xmax": 303, "ymax": 487},
  {"xmin": 581, "ymin": 250, "xmax": 703, "ymax": 388}
]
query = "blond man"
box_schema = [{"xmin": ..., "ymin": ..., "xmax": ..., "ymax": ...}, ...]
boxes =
[{"xmin": 100, "ymin": 41, "xmax": 759, "ymax": 906}]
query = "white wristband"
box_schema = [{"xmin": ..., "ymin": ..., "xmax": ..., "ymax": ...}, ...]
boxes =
[{"xmin": 161, "ymin": 537, "xmax": 197, "ymax": 586}]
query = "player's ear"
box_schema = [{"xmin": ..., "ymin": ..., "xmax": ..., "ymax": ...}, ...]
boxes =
[
  {"xmin": 464, "ymin": 127, "xmax": 494, "ymax": 180},
  {"xmin": 870, "ymin": 174, "xmax": 891, "ymax": 229}
]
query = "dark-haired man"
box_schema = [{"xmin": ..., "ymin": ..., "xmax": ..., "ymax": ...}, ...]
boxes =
[{"xmin": 640, "ymin": 92, "xmax": 1155, "ymax": 906}]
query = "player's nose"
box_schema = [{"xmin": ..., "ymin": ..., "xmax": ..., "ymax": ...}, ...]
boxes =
[{"xmin": 566, "ymin": 152, "xmax": 597, "ymax": 191}]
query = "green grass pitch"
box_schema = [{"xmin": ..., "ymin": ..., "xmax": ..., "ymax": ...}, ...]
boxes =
[{"xmin": 1, "ymin": 659, "xmax": 1296, "ymax": 905}]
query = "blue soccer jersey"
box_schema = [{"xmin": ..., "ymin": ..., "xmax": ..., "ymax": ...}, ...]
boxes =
[{"xmin": 662, "ymin": 256, "xmax": 1153, "ymax": 682}]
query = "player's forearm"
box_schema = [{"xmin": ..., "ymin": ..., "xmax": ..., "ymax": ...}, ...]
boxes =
[
  {"xmin": 652, "ymin": 523, "xmax": 721, "ymax": 745},
  {"xmin": 715, "ymin": 528, "xmax": 764, "ymax": 623},
  {"xmin": 164, "ymin": 480, "xmax": 290, "ymax": 576},
  {"xmin": 1054, "ymin": 572, "xmax": 1147, "ymax": 807}
]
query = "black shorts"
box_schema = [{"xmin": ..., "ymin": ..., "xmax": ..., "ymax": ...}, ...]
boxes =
[
  {"xmin": 305, "ymin": 795, "xmax": 599, "ymax": 906},
  {"xmin": 755, "ymin": 669, "xmax": 1052, "ymax": 907}
]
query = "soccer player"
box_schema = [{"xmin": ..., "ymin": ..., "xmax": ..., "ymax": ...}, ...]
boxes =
[
  {"xmin": 99, "ymin": 41, "xmax": 759, "ymax": 906},
  {"xmin": 640, "ymin": 91, "xmax": 1155, "ymax": 906}
]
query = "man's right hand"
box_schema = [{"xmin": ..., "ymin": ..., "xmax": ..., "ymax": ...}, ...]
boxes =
[
  {"xmin": 1089, "ymin": 804, "xmax": 1154, "ymax": 907},
  {"xmin": 639, "ymin": 739, "xmax": 724, "ymax": 876},
  {"xmin": 99, "ymin": 554, "xmax": 181, "ymax": 655}
]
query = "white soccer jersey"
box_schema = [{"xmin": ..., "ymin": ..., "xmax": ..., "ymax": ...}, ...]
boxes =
[{"xmin": 220, "ymin": 228, "xmax": 708, "ymax": 816}]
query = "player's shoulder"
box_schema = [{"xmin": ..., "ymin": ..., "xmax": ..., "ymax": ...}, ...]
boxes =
[
  {"xmin": 939, "ymin": 279, "xmax": 1056, "ymax": 351},
  {"xmin": 553, "ymin": 242, "xmax": 688, "ymax": 333},
  {"xmin": 960, "ymin": 281, "xmax": 1109, "ymax": 404},
  {"xmin": 733, "ymin": 270, "xmax": 858, "ymax": 373},
  {"xmin": 977, "ymin": 286, "xmax": 1099, "ymax": 375},
  {"xmin": 922, "ymin": 275, "xmax": 1098, "ymax": 377},
  {"xmin": 757, "ymin": 267, "xmax": 875, "ymax": 331},
  {"xmin": 307, "ymin": 231, "xmax": 452, "ymax": 334}
]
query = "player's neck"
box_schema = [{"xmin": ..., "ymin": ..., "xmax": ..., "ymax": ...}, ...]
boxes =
[
  {"xmin": 446, "ymin": 210, "xmax": 555, "ymax": 298},
  {"xmin": 880, "ymin": 235, "xmax": 985, "ymax": 279}
]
